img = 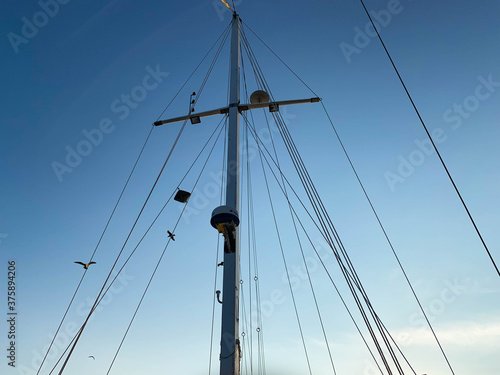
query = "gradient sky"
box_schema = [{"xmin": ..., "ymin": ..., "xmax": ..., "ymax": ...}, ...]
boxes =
[{"xmin": 1, "ymin": 1, "xmax": 499, "ymax": 375}]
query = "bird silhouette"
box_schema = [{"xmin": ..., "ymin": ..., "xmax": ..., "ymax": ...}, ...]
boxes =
[
  {"xmin": 74, "ymin": 261, "xmax": 96, "ymax": 270},
  {"xmin": 167, "ymin": 230, "xmax": 175, "ymax": 241},
  {"xmin": 89, "ymin": 355, "xmax": 95, "ymax": 360}
]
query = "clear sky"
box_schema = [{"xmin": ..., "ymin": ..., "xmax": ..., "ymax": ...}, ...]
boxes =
[{"xmin": 1, "ymin": 1, "xmax": 499, "ymax": 375}]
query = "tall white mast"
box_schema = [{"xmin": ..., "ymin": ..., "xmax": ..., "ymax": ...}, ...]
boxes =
[{"xmin": 213, "ymin": 11, "xmax": 241, "ymax": 375}]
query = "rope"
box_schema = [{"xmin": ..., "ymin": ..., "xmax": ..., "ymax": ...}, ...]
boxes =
[
  {"xmin": 270, "ymin": 109, "xmax": 403, "ymax": 375},
  {"xmin": 56, "ymin": 116, "xmax": 188, "ymax": 375},
  {"xmin": 239, "ymin": 31, "xmax": 405, "ymax": 373},
  {"xmin": 47, "ymin": 117, "xmax": 227, "ymax": 375},
  {"xmin": 240, "ymin": 22, "xmax": 319, "ymax": 97},
  {"xmin": 39, "ymin": 22, "xmax": 234, "ymax": 375},
  {"xmin": 53, "ymin": 20, "xmax": 238, "ymax": 373},
  {"xmin": 262, "ymin": 107, "xmax": 338, "ymax": 375},
  {"xmin": 38, "ymin": 126, "xmax": 156, "ymax": 375},
  {"xmin": 105, "ymin": 119, "xmax": 226, "ymax": 375},
  {"xmin": 320, "ymin": 99, "xmax": 451, "ymax": 374},
  {"xmin": 209, "ymin": 119, "xmax": 228, "ymax": 375},
  {"xmin": 243, "ymin": 113, "xmax": 385, "ymax": 375},
  {"xmin": 195, "ymin": 26, "xmax": 231, "ymax": 106},
  {"xmin": 255, "ymin": 128, "xmax": 313, "ymax": 375},
  {"xmin": 157, "ymin": 21, "xmax": 231, "ymax": 120},
  {"xmin": 357, "ymin": 0, "xmax": 498, "ymax": 280},
  {"xmin": 241, "ymin": 53, "xmax": 256, "ymax": 375}
]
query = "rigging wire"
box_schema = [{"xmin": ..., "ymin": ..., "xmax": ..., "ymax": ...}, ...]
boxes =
[
  {"xmin": 242, "ymin": 34, "xmax": 313, "ymax": 370},
  {"xmin": 240, "ymin": 284, "xmax": 248, "ymax": 374},
  {"xmin": 56, "ymin": 117, "xmax": 189, "ymax": 375},
  {"xmin": 241, "ymin": 21, "xmax": 319, "ymax": 98},
  {"xmin": 243, "ymin": 112, "xmax": 385, "ymax": 375},
  {"xmin": 53, "ymin": 22, "xmax": 236, "ymax": 374},
  {"xmin": 38, "ymin": 102, "xmax": 157, "ymax": 375},
  {"xmin": 244, "ymin": 119, "xmax": 267, "ymax": 375},
  {"xmin": 244, "ymin": 127, "xmax": 255, "ymax": 375},
  {"xmin": 157, "ymin": 21, "xmax": 232, "ymax": 120},
  {"xmin": 246, "ymin": 116, "xmax": 417, "ymax": 374},
  {"xmin": 105, "ymin": 118, "xmax": 227, "ymax": 375},
  {"xmin": 243, "ymin": 16, "xmax": 452, "ymax": 374},
  {"xmin": 239, "ymin": 26, "xmax": 407, "ymax": 375},
  {"xmin": 38, "ymin": 21, "xmax": 234, "ymax": 375},
  {"xmin": 244, "ymin": 70, "xmax": 267, "ymax": 375},
  {"xmin": 320, "ymin": 101, "xmax": 453, "ymax": 373},
  {"xmin": 194, "ymin": 26, "xmax": 231, "ymax": 107},
  {"xmin": 356, "ymin": 0, "xmax": 498, "ymax": 279},
  {"xmin": 241, "ymin": 30, "xmax": 336, "ymax": 369},
  {"xmin": 262, "ymin": 108, "xmax": 338, "ymax": 375},
  {"xmin": 209, "ymin": 119, "xmax": 228, "ymax": 375},
  {"xmin": 36, "ymin": 125, "xmax": 154, "ymax": 375},
  {"xmin": 51, "ymin": 120, "xmax": 226, "ymax": 374},
  {"xmin": 240, "ymin": 55, "xmax": 255, "ymax": 374},
  {"xmin": 47, "ymin": 116, "xmax": 228, "ymax": 375},
  {"xmin": 255, "ymin": 126, "xmax": 313, "ymax": 375},
  {"xmin": 270, "ymin": 107, "xmax": 404, "ymax": 375},
  {"xmin": 242, "ymin": 109, "xmax": 414, "ymax": 372}
]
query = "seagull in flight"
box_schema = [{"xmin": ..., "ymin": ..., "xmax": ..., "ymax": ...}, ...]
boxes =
[
  {"xmin": 88, "ymin": 355, "xmax": 95, "ymax": 360},
  {"xmin": 74, "ymin": 261, "xmax": 96, "ymax": 270},
  {"xmin": 167, "ymin": 230, "xmax": 175, "ymax": 241}
]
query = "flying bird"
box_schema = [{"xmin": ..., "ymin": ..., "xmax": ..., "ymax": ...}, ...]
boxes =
[
  {"xmin": 89, "ymin": 355, "xmax": 95, "ymax": 360},
  {"xmin": 167, "ymin": 230, "xmax": 175, "ymax": 241},
  {"xmin": 74, "ymin": 261, "xmax": 96, "ymax": 270}
]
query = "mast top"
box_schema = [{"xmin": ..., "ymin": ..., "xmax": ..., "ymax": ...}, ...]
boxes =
[{"xmin": 220, "ymin": 0, "xmax": 234, "ymax": 14}]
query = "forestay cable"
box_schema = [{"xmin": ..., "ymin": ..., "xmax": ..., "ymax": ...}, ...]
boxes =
[
  {"xmin": 209, "ymin": 119, "xmax": 228, "ymax": 375},
  {"xmin": 105, "ymin": 119, "xmax": 227, "ymax": 375},
  {"xmin": 54, "ymin": 21, "xmax": 237, "ymax": 374},
  {"xmin": 246, "ymin": 116, "xmax": 421, "ymax": 374},
  {"xmin": 47, "ymin": 117, "xmax": 228, "ymax": 375},
  {"xmin": 256, "ymin": 141, "xmax": 313, "ymax": 375},
  {"xmin": 263, "ymin": 108, "xmax": 338, "ymax": 375},
  {"xmin": 240, "ymin": 29, "xmax": 407, "ymax": 374},
  {"xmin": 243, "ymin": 113, "xmax": 385, "ymax": 375},
  {"xmin": 320, "ymin": 100, "xmax": 451, "ymax": 374},
  {"xmin": 356, "ymin": 0, "xmax": 498, "ymax": 280},
  {"xmin": 39, "ymin": 22, "xmax": 234, "ymax": 375},
  {"xmin": 244, "ymin": 16, "xmax": 453, "ymax": 374}
]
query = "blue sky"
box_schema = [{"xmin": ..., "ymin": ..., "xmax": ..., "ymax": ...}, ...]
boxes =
[{"xmin": 1, "ymin": 0, "xmax": 499, "ymax": 374}]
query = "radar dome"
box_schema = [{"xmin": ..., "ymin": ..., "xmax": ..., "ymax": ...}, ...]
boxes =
[{"xmin": 250, "ymin": 90, "xmax": 270, "ymax": 104}]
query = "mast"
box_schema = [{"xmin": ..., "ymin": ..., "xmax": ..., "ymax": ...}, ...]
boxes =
[
  {"xmin": 214, "ymin": 12, "xmax": 241, "ymax": 375},
  {"xmin": 154, "ymin": 10, "xmax": 319, "ymax": 374}
]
